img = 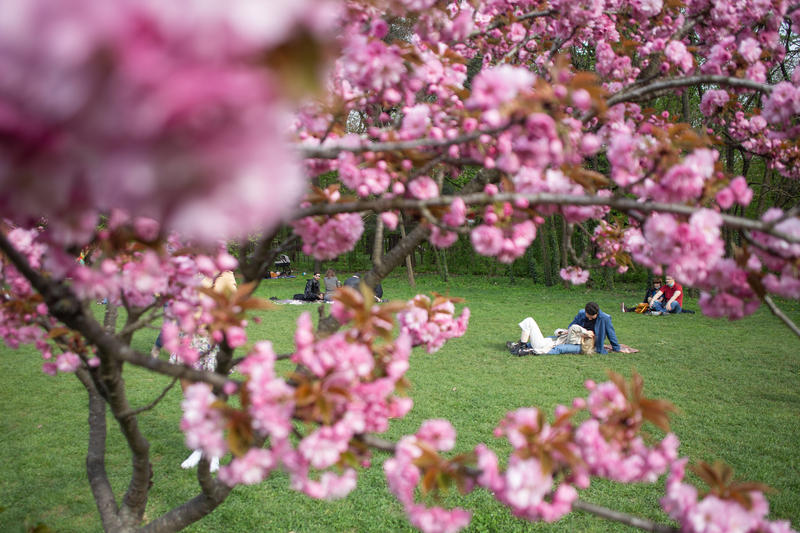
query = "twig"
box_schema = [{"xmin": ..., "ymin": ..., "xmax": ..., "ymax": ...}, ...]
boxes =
[
  {"xmin": 300, "ymin": 123, "xmax": 516, "ymax": 159},
  {"xmin": 117, "ymin": 378, "xmax": 179, "ymax": 419},
  {"xmin": 117, "ymin": 308, "xmax": 165, "ymax": 338},
  {"xmin": 572, "ymin": 500, "xmax": 679, "ymax": 533},
  {"xmin": 763, "ymin": 295, "xmax": 800, "ymax": 339},
  {"xmin": 419, "ymin": 205, "xmax": 471, "ymax": 235},
  {"xmin": 466, "ymin": 9, "xmax": 555, "ymax": 41}
]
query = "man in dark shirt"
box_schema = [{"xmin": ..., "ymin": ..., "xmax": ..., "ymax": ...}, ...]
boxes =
[{"xmin": 303, "ymin": 272, "xmax": 324, "ymax": 301}]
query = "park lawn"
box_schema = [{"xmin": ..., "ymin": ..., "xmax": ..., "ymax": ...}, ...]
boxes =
[{"xmin": 1, "ymin": 274, "xmax": 799, "ymax": 532}]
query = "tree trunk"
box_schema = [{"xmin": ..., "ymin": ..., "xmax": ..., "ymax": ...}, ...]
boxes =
[
  {"xmin": 433, "ymin": 245, "xmax": 448, "ymax": 282},
  {"xmin": 372, "ymin": 216, "xmax": 384, "ymax": 270},
  {"xmin": 539, "ymin": 219, "xmax": 553, "ymax": 286},
  {"xmin": 755, "ymin": 164, "xmax": 772, "ymax": 217},
  {"xmin": 560, "ymin": 216, "xmax": 569, "ymax": 288},
  {"xmin": 103, "ymin": 302, "xmax": 118, "ymax": 333},
  {"xmin": 398, "ymin": 213, "xmax": 416, "ymax": 288}
]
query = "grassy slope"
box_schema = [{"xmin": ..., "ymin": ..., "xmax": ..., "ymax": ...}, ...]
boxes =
[{"xmin": 1, "ymin": 274, "xmax": 799, "ymax": 532}]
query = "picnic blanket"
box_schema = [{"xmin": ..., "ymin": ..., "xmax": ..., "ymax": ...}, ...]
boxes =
[
  {"xmin": 607, "ymin": 343, "xmax": 639, "ymax": 353},
  {"xmin": 268, "ymin": 297, "xmax": 321, "ymax": 305}
]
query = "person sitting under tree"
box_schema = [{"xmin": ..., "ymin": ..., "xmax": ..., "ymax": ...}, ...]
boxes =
[
  {"xmin": 621, "ymin": 278, "xmax": 664, "ymax": 314},
  {"xmin": 648, "ymin": 275, "xmax": 683, "ymax": 315},
  {"xmin": 302, "ymin": 272, "xmax": 324, "ymax": 301}
]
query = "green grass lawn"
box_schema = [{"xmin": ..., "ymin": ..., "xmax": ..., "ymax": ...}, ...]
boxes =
[{"xmin": 2, "ymin": 274, "xmax": 799, "ymax": 532}]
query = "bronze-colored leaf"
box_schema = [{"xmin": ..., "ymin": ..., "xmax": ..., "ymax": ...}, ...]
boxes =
[
  {"xmin": 227, "ymin": 412, "xmax": 255, "ymax": 457},
  {"xmin": 421, "ymin": 467, "xmax": 438, "ymax": 495},
  {"xmin": 47, "ymin": 327, "xmax": 71, "ymax": 339},
  {"xmin": 260, "ymin": 30, "xmax": 333, "ymax": 101},
  {"xmin": 540, "ymin": 451, "xmax": 553, "ymax": 475}
]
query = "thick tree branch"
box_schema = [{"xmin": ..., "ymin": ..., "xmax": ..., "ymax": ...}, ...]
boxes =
[
  {"xmin": 75, "ymin": 367, "xmax": 123, "ymax": 531},
  {"xmin": 138, "ymin": 487, "xmax": 233, "ymax": 533}
]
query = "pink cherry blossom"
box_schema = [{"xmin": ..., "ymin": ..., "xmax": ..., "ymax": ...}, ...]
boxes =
[
  {"xmin": 560, "ymin": 266, "xmax": 590, "ymax": 285},
  {"xmin": 180, "ymin": 383, "xmax": 228, "ymax": 459}
]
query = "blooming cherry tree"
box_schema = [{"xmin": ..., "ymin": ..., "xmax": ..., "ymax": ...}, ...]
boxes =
[{"xmin": 1, "ymin": 0, "xmax": 800, "ymax": 532}]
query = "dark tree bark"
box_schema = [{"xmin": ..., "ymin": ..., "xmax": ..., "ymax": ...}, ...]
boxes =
[
  {"xmin": 539, "ymin": 219, "xmax": 553, "ymax": 286},
  {"xmin": 398, "ymin": 212, "xmax": 416, "ymax": 288}
]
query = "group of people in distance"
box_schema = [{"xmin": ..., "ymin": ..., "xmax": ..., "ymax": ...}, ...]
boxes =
[
  {"xmin": 621, "ymin": 275, "xmax": 694, "ymax": 315},
  {"xmin": 297, "ymin": 269, "xmax": 383, "ymax": 302},
  {"xmin": 507, "ymin": 275, "xmax": 694, "ymax": 357}
]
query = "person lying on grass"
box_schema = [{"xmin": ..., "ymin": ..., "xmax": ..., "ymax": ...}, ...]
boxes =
[
  {"xmin": 569, "ymin": 301, "xmax": 621, "ymax": 353},
  {"xmin": 506, "ymin": 317, "xmax": 596, "ymax": 356}
]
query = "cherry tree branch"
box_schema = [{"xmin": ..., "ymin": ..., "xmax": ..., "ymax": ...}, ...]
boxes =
[
  {"xmin": 607, "ymin": 75, "xmax": 772, "ymax": 107},
  {"xmin": 75, "ymin": 367, "xmax": 123, "ymax": 531},
  {"xmin": 116, "ymin": 306, "xmax": 165, "ymax": 339},
  {"xmin": 0, "ymin": 232, "xmax": 233, "ymax": 389},
  {"xmin": 466, "ymin": 9, "xmax": 555, "ymax": 40},
  {"xmin": 762, "ymin": 295, "xmax": 800, "ymax": 338},
  {"xmin": 361, "ymin": 168, "xmax": 500, "ymax": 289},
  {"xmin": 299, "ymin": 124, "xmax": 515, "ymax": 160},
  {"xmin": 572, "ymin": 501, "xmax": 679, "ymax": 533},
  {"xmin": 139, "ymin": 486, "xmax": 233, "ymax": 533},
  {"xmin": 292, "ymin": 192, "xmax": 800, "ymax": 245},
  {"xmin": 117, "ymin": 377, "xmax": 179, "ymax": 420},
  {"xmin": 358, "ymin": 435, "xmax": 679, "ymax": 532}
]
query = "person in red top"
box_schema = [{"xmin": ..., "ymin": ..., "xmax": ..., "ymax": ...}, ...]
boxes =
[{"xmin": 648, "ymin": 274, "xmax": 683, "ymax": 314}]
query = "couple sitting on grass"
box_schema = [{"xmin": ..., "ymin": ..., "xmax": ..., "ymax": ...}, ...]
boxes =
[
  {"xmin": 507, "ymin": 301, "xmax": 621, "ymax": 356},
  {"xmin": 621, "ymin": 275, "xmax": 695, "ymax": 315}
]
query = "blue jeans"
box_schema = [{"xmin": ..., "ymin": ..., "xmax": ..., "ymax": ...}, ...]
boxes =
[
  {"xmin": 521, "ymin": 341, "xmax": 581, "ymax": 355},
  {"xmin": 547, "ymin": 343, "xmax": 581, "ymax": 355},
  {"xmin": 650, "ymin": 300, "xmax": 681, "ymax": 314}
]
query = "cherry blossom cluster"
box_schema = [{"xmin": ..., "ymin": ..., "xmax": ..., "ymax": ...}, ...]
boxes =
[
  {"xmin": 0, "ymin": 0, "xmax": 346, "ymax": 245},
  {"xmin": 397, "ymin": 294, "xmax": 470, "ymax": 353},
  {"xmin": 384, "ymin": 373, "xmax": 684, "ymax": 533},
  {"xmin": 662, "ymin": 459, "xmax": 797, "ymax": 533},
  {"xmin": 476, "ymin": 408, "xmax": 582, "ymax": 523},
  {"xmin": 0, "ymin": 224, "xmax": 99, "ymax": 374},
  {"xmin": 291, "ymin": 187, "xmax": 365, "ymax": 260},
  {"xmin": 577, "ymin": 379, "xmax": 680, "ymax": 483},
  {"xmin": 429, "ymin": 197, "xmax": 467, "ymax": 249},
  {"xmin": 469, "ymin": 186, "xmax": 539, "ymax": 264},
  {"xmin": 592, "ymin": 221, "xmax": 630, "ymax": 274},
  {"xmin": 560, "ymin": 266, "xmax": 591, "ymax": 285},
  {"xmin": 0, "ymin": 217, "xmax": 253, "ymax": 373},
  {"xmin": 189, "ymin": 303, "xmax": 420, "ymax": 497},
  {"xmin": 384, "ymin": 420, "xmax": 472, "ymax": 533}
]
